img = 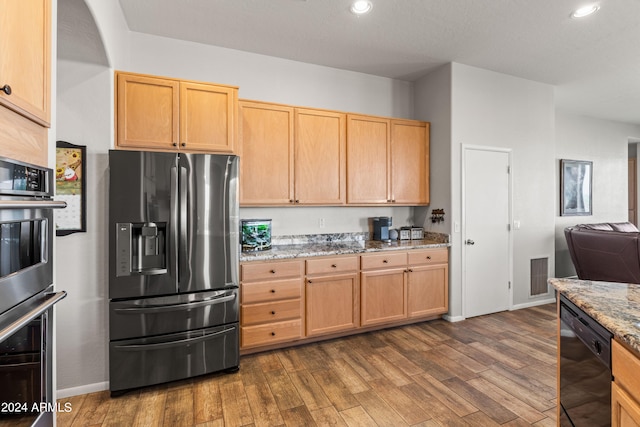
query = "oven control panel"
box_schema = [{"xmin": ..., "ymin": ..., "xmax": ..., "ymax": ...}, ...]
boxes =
[{"xmin": 0, "ymin": 157, "xmax": 51, "ymax": 196}]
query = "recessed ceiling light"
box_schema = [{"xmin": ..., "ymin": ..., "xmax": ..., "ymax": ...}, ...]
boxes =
[
  {"xmin": 571, "ymin": 4, "xmax": 600, "ymax": 18},
  {"xmin": 350, "ymin": 0, "xmax": 372, "ymax": 15}
]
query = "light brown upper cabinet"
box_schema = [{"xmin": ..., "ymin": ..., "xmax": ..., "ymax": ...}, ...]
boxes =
[
  {"xmin": 346, "ymin": 115, "xmax": 390, "ymax": 204},
  {"xmin": 239, "ymin": 100, "xmax": 346, "ymax": 206},
  {"xmin": 0, "ymin": 0, "xmax": 51, "ymax": 128},
  {"xmin": 391, "ymin": 120, "xmax": 430, "ymax": 204},
  {"xmin": 239, "ymin": 100, "xmax": 295, "ymax": 205},
  {"xmin": 294, "ymin": 108, "xmax": 346, "ymax": 204},
  {"xmin": 115, "ymin": 72, "xmax": 237, "ymax": 153},
  {"xmin": 347, "ymin": 114, "xmax": 429, "ymax": 205},
  {"xmin": 0, "ymin": 0, "xmax": 51, "ymax": 167}
]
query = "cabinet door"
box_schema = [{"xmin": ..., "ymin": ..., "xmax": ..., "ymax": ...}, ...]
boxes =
[
  {"xmin": 306, "ymin": 273, "xmax": 359, "ymax": 336},
  {"xmin": 347, "ymin": 115, "xmax": 390, "ymax": 204},
  {"xmin": 391, "ymin": 120, "xmax": 429, "ymax": 204},
  {"xmin": 116, "ymin": 73, "xmax": 179, "ymax": 150},
  {"xmin": 239, "ymin": 101, "xmax": 294, "ymax": 205},
  {"xmin": 613, "ymin": 382, "xmax": 640, "ymax": 427},
  {"xmin": 294, "ymin": 108, "xmax": 346, "ymax": 204},
  {"xmin": 407, "ymin": 264, "xmax": 448, "ymax": 318},
  {"xmin": 0, "ymin": 0, "xmax": 50, "ymax": 126},
  {"xmin": 360, "ymin": 268, "xmax": 406, "ymax": 326},
  {"xmin": 180, "ymin": 82, "xmax": 237, "ymax": 153}
]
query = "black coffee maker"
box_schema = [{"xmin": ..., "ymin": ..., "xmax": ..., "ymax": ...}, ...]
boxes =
[{"xmin": 372, "ymin": 217, "xmax": 392, "ymax": 242}]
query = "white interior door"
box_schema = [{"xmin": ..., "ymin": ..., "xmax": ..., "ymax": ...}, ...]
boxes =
[{"xmin": 463, "ymin": 147, "xmax": 511, "ymax": 318}]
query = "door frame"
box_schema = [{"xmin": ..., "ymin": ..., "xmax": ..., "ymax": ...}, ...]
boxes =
[{"xmin": 461, "ymin": 144, "xmax": 514, "ymax": 318}]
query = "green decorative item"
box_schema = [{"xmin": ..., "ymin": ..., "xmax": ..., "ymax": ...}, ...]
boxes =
[{"xmin": 241, "ymin": 219, "xmax": 272, "ymax": 252}]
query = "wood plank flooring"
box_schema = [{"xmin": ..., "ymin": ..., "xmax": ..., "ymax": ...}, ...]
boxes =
[{"xmin": 57, "ymin": 304, "xmax": 558, "ymax": 426}]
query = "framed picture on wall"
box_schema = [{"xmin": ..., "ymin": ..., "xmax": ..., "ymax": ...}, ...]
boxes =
[
  {"xmin": 560, "ymin": 159, "xmax": 592, "ymax": 216},
  {"xmin": 56, "ymin": 141, "xmax": 87, "ymax": 235}
]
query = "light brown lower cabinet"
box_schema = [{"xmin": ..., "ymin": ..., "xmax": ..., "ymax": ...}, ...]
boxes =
[
  {"xmin": 306, "ymin": 256, "xmax": 359, "ymax": 337},
  {"xmin": 240, "ymin": 260, "xmax": 304, "ymax": 349},
  {"xmin": 240, "ymin": 247, "xmax": 448, "ymax": 353},
  {"xmin": 360, "ymin": 267, "xmax": 407, "ymax": 326},
  {"xmin": 407, "ymin": 249, "xmax": 449, "ymax": 318},
  {"xmin": 612, "ymin": 339, "xmax": 640, "ymax": 426}
]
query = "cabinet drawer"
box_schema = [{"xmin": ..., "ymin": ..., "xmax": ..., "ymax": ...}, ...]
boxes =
[
  {"xmin": 407, "ymin": 248, "xmax": 448, "ymax": 266},
  {"xmin": 613, "ymin": 339, "xmax": 640, "ymax": 400},
  {"xmin": 306, "ymin": 256, "xmax": 359, "ymax": 275},
  {"xmin": 361, "ymin": 252, "xmax": 407, "ymax": 270},
  {"xmin": 241, "ymin": 299, "xmax": 302, "ymax": 325},
  {"xmin": 241, "ymin": 278, "xmax": 302, "ymax": 304},
  {"xmin": 241, "ymin": 319, "xmax": 302, "ymax": 348},
  {"xmin": 241, "ymin": 260, "xmax": 303, "ymax": 282}
]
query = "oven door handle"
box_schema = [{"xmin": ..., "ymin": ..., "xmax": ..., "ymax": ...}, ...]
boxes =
[
  {"xmin": 113, "ymin": 326, "xmax": 236, "ymax": 351},
  {"xmin": 0, "ymin": 291, "xmax": 67, "ymax": 342},
  {"xmin": 113, "ymin": 293, "xmax": 236, "ymax": 314},
  {"xmin": 0, "ymin": 200, "xmax": 67, "ymax": 209}
]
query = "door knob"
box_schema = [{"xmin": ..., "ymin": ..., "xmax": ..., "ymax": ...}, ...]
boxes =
[{"xmin": 465, "ymin": 239, "xmax": 475, "ymax": 245}]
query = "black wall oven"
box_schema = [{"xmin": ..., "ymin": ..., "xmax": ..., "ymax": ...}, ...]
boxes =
[{"xmin": 0, "ymin": 157, "xmax": 66, "ymax": 426}]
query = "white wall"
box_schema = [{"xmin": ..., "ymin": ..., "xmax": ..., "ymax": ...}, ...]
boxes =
[
  {"xmin": 55, "ymin": 2, "xmax": 419, "ymax": 395},
  {"xmin": 554, "ymin": 111, "xmax": 640, "ymax": 277},
  {"xmin": 414, "ymin": 64, "xmax": 454, "ymax": 312},
  {"xmin": 416, "ymin": 63, "xmax": 556, "ymax": 319},
  {"xmin": 452, "ymin": 64, "xmax": 556, "ymax": 313},
  {"xmin": 56, "ymin": 60, "xmax": 112, "ymax": 395}
]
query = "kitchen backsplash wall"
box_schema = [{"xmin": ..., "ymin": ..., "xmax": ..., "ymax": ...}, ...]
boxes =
[{"xmin": 240, "ymin": 206, "xmax": 425, "ymax": 236}]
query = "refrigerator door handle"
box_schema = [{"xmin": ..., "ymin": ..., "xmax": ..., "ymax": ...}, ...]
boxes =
[
  {"xmin": 169, "ymin": 165, "xmax": 179, "ymax": 288},
  {"xmin": 113, "ymin": 293, "xmax": 236, "ymax": 314},
  {"xmin": 179, "ymin": 165, "xmax": 189, "ymax": 282},
  {"xmin": 113, "ymin": 326, "xmax": 237, "ymax": 351}
]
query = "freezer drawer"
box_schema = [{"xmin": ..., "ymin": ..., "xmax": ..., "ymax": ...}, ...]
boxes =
[
  {"xmin": 109, "ymin": 288, "xmax": 238, "ymax": 341},
  {"xmin": 109, "ymin": 323, "xmax": 239, "ymax": 392}
]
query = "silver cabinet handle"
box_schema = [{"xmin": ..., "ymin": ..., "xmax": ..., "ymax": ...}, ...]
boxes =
[{"xmin": 465, "ymin": 239, "xmax": 475, "ymax": 245}]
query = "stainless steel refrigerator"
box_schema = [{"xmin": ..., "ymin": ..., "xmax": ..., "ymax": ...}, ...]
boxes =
[{"xmin": 108, "ymin": 150, "xmax": 239, "ymax": 394}]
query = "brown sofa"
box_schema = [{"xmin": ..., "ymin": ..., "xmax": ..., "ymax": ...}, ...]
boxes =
[{"xmin": 565, "ymin": 222, "xmax": 640, "ymax": 284}]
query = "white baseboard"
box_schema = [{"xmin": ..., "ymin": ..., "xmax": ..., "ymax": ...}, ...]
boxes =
[
  {"xmin": 57, "ymin": 381, "xmax": 109, "ymax": 399},
  {"xmin": 442, "ymin": 314, "xmax": 465, "ymax": 322},
  {"xmin": 511, "ymin": 297, "xmax": 556, "ymax": 311}
]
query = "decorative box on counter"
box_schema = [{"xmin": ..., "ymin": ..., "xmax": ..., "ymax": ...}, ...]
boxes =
[
  {"xmin": 241, "ymin": 219, "xmax": 272, "ymax": 252},
  {"xmin": 399, "ymin": 227, "xmax": 412, "ymax": 240},
  {"xmin": 411, "ymin": 227, "xmax": 424, "ymax": 240}
]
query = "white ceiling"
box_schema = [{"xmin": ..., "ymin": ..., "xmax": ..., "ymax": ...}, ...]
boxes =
[{"xmin": 112, "ymin": 1, "xmax": 640, "ymax": 125}]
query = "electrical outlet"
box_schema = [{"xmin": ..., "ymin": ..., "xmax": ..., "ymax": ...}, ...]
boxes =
[{"xmin": 318, "ymin": 218, "xmax": 325, "ymax": 228}]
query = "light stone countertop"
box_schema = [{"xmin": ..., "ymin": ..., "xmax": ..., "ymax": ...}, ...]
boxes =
[
  {"xmin": 239, "ymin": 232, "xmax": 450, "ymax": 262},
  {"xmin": 550, "ymin": 277, "xmax": 640, "ymax": 354}
]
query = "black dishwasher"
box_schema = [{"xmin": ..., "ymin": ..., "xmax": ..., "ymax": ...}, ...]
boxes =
[{"xmin": 559, "ymin": 294, "xmax": 613, "ymax": 427}]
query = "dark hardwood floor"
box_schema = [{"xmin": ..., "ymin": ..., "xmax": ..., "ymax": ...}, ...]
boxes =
[{"xmin": 57, "ymin": 304, "xmax": 558, "ymax": 426}]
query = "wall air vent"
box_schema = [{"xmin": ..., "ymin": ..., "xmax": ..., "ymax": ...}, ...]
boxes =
[{"xmin": 530, "ymin": 257, "xmax": 549, "ymax": 296}]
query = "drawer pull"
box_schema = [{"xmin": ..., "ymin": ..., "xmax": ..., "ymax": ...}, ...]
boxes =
[
  {"xmin": 426, "ymin": 256, "xmax": 432, "ymax": 260},
  {"xmin": 1, "ymin": 84, "xmax": 11, "ymax": 95},
  {"xmin": 308, "ymin": 280, "xmax": 313, "ymax": 284},
  {"xmin": 383, "ymin": 260, "xmax": 388, "ymax": 263},
  {"xmin": 270, "ymin": 289, "xmax": 276, "ymax": 293},
  {"xmin": 271, "ymin": 332, "xmax": 276, "ymax": 336},
  {"xmin": 270, "ymin": 269, "xmax": 276, "ymax": 274},
  {"xmin": 331, "ymin": 264, "xmax": 337, "ymax": 268},
  {"xmin": 271, "ymin": 311, "xmax": 276, "ymax": 315}
]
